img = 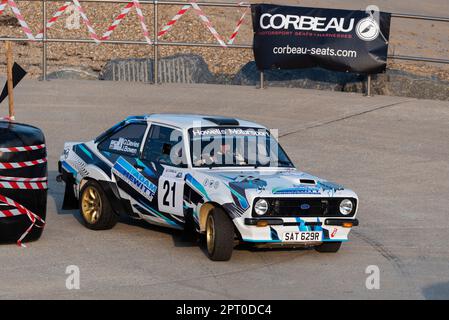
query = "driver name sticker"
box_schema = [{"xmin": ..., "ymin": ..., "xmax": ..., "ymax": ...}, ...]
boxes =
[
  {"xmin": 109, "ymin": 137, "xmax": 140, "ymax": 155},
  {"xmin": 112, "ymin": 157, "xmax": 157, "ymax": 201}
]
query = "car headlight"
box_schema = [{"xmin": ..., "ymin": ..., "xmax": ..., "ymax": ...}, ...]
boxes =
[
  {"xmin": 254, "ymin": 199, "xmax": 269, "ymax": 216},
  {"xmin": 339, "ymin": 199, "xmax": 353, "ymax": 215}
]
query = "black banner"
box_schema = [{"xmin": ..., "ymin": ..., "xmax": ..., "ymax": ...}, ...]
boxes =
[{"xmin": 252, "ymin": 4, "xmax": 391, "ymax": 74}]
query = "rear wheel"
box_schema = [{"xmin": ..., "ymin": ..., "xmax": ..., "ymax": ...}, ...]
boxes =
[
  {"xmin": 205, "ymin": 208, "xmax": 235, "ymax": 261},
  {"xmin": 79, "ymin": 180, "xmax": 117, "ymax": 230},
  {"xmin": 315, "ymin": 241, "xmax": 342, "ymax": 253}
]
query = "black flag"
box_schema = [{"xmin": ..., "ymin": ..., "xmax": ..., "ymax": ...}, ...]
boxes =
[{"xmin": 0, "ymin": 62, "xmax": 27, "ymax": 105}]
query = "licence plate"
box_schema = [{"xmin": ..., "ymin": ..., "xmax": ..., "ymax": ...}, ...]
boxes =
[{"xmin": 282, "ymin": 231, "xmax": 322, "ymax": 242}]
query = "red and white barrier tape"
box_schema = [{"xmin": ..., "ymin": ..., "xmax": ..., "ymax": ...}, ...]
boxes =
[
  {"xmin": 72, "ymin": 0, "xmax": 151, "ymax": 44},
  {"xmin": 72, "ymin": 0, "xmax": 101, "ymax": 43},
  {"xmin": 35, "ymin": 1, "xmax": 72, "ymax": 39},
  {"xmin": 190, "ymin": 1, "xmax": 227, "ymax": 48},
  {"xmin": 101, "ymin": 1, "xmax": 135, "ymax": 41},
  {"xmin": 0, "ymin": 158, "xmax": 46, "ymax": 169},
  {"xmin": 0, "ymin": 0, "xmax": 8, "ymax": 15},
  {"xmin": 0, "ymin": 208, "xmax": 22, "ymax": 218},
  {"xmin": 0, "ymin": 116, "xmax": 15, "ymax": 121},
  {"xmin": 0, "ymin": 143, "xmax": 47, "ymax": 247},
  {"xmin": 228, "ymin": 5, "xmax": 249, "ymax": 44},
  {"xmin": 158, "ymin": 1, "xmax": 248, "ymax": 44},
  {"xmin": 132, "ymin": 0, "xmax": 152, "ymax": 45},
  {"xmin": 6, "ymin": 0, "xmax": 35, "ymax": 40},
  {"xmin": 0, "ymin": 0, "xmax": 249, "ymax": 47},
  {"xmin": 0, "ymin": 175, "xmax": 47, "ymax": 182},
  {"xmin": 158, "ymin": 4, "xmax": 191, "ymax": 39},
  {"xmin": 0, "ymin": 194, "xmax": 45, "ymax": 247},
  {"xmin": 0, "ymin": 144, "xmax": 45, "ymax": 153},
  {"xmin": 0, "ymin": 181, "xmax": 47, "ymax": 190}
]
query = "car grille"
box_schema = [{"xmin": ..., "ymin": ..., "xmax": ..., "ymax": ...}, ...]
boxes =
[{"xmin": 252, "ymin": 197, "xmax": 357, "ymax": 218}]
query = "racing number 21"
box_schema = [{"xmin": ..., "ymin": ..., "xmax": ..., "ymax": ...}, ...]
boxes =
[{"xmin": 162, "ymin": 180, "xmax": 176, "ymax": 207}]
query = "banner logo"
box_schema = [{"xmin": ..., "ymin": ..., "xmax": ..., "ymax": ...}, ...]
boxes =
[{"xmin": 259, "ymin": 13, "xmax": 354, "ymax": 33}]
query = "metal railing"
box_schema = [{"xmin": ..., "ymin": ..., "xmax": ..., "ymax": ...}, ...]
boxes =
[{"xmin": 0, "ymin": 0, "xmax": 448, "ymax": 92}]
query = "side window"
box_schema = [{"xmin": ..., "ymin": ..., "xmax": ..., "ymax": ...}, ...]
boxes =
[
  {"xmin": 98, "ymin": 123, "xmax": 147, "ymax": 157},
  {"xmin": 142, "ymin": 124, "xmax": 187, "ymax": 167}
]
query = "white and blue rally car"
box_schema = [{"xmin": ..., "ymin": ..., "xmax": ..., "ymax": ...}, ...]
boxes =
[{"xmin": 58, "ymin": 114, "xmax": 359, "ymax": 261}]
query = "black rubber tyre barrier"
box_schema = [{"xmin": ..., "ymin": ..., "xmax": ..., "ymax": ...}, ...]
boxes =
[{"xmin": 0, "ymin": 121, "xmax": 47, "ymax": 244}]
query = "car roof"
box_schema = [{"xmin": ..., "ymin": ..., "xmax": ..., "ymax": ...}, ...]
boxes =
[
  {"xmin": 95, "ymin": 114, "xmax": 267, "ymax": 144},
  {"xmin": 135, "ymin": 114, "xmax": 267, "ymax": 130}
]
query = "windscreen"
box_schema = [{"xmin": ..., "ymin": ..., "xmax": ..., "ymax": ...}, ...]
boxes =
[{"xmin": 189, "ymin": 127, "xmax": 294, "ymax": 168}]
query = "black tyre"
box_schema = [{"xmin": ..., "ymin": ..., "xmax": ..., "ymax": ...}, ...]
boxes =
[
  {"xmin": 79, "ymin": 180, "xmax": 117, "ymax": 230},
  {"xmin": 0, "ymin": 121, "xmax": 47, "ymax": 244},
  {"xmin": 315, "ymin": 241, "xmax": 342, "ymax": 253},
  {"xmin": 205, "ymin": 208, "xmax": 235, "ymax": 261}
]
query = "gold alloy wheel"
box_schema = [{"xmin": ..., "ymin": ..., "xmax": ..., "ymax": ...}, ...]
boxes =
[
  {"xmin": 206, "ymin": 214, "xmax": 215, "ymax": 254},
  {"xmin": 81, "ymin": 186, "xmax": 102, "ymax": 224}
]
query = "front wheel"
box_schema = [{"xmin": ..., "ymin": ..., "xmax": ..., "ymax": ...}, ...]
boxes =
[
  {"xmin": 79, "ymin": 180, "xmax": 118, "ymax": 230},
  {"xmin": 205, "ymin": 208, "xmax": 235, "ymax": 261},
  {"xmin": 315, "ymin": 241, "xmax": 342, "ymax": 253}
]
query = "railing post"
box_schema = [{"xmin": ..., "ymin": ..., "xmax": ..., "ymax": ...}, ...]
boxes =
[
  {"xmin": 259, "ymin": 71, "xmax": 264, "ymax": 89},
  {"xmin": 153, "ymin": 0, "xmax": 158, "ymax": 84},
  {"xmin": 42, "ymin": 0, "xmax": 47, "ymax": 81},
  {"xmin": 366, "ymin": 74, "xmax": 372, "ymax": 96}
]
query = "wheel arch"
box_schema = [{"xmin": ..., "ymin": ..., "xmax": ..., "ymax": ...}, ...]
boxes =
[
  {"xmin": 79, "ymin": 177, "xmax": 125, "ymax": 216},
  {"xmin": 198, "ymin": 202, "xmax": 242, "ymax": 240}
]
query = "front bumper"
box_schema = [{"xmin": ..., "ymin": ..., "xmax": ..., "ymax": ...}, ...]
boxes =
[{"xmin": 234, "ymin": 216, "xmax": 358, "ymax": 244}]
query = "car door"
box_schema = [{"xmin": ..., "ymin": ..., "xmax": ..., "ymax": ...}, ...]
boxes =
[
  {"xmin": 140, "ymin": 123, "xmax": 188, "ymax": 223},
  {"xmin": 98, "ymin": 122, "xmax": 159, "ymax": 218}
]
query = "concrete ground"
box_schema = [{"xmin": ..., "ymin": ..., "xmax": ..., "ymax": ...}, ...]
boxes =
[{"xmin": 0, "ymin": 79, "xmax": 448, "ymax": 299}]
